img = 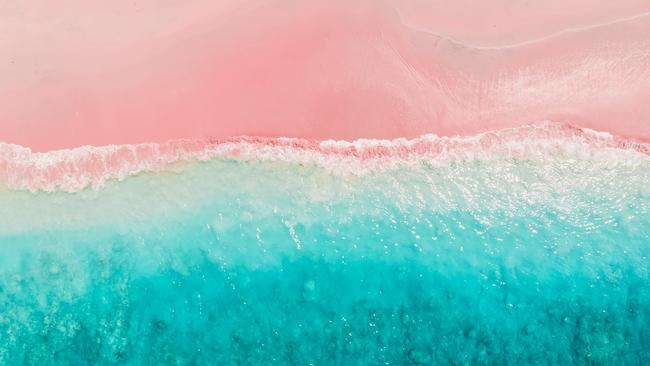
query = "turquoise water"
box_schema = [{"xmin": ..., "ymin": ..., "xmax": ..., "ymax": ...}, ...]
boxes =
[{"xmin": 1, "ymin": 150, "xmax": 649, "ymax": 365}]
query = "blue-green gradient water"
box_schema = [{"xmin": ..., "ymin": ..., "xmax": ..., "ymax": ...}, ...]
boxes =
[{"xmin": 1, "ymin": 145, "xmax": 649, "ymax": 365}]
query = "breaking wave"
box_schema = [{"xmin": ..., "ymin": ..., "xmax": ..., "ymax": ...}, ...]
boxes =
[{"xmin": 0, "ymin": 121, "xmax": 648, "ymax": 192}]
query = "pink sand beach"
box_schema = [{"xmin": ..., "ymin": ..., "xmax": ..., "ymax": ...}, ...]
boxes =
[{"xmin": 1, "ymin": 0, "xmax": 649, "ymax": 152}]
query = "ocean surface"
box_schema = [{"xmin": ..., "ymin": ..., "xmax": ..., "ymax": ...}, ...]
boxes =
[{"xmin": 0, "ymin": 123, "xmax": 649, "ymax": 364}]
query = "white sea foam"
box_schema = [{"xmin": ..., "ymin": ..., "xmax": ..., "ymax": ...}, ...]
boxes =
[{"xmin": 0, "ymin": 121, "xmax": 647, "ymax": 193}]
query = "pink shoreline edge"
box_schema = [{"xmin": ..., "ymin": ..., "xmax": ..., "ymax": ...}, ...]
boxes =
[{"xmin": 1, "ymin": 121, "xmax": 648, "ymax": 193}]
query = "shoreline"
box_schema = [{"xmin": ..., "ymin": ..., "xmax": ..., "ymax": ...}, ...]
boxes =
[{"xmin": 1, "ymin": 121, "xmax": 648, "ymax": 193}]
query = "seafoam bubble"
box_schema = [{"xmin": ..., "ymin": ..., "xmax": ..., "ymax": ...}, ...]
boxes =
[{"xmin": 0, "ymin": 121, "xmax": 647, "ymax": 192}]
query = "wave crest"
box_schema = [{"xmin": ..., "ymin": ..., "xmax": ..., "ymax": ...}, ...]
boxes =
[{"xmin": 1, "ymin": 121, "xmax": 648, "ymax": 192}]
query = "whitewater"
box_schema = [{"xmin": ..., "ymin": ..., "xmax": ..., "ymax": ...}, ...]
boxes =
[{"xmin": 0, "ymin": 121, "xmax": 648, "ymax": 193}]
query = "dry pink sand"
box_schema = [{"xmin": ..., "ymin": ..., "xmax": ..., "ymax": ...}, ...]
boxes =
[{"xmin": 1, "ymin": 0, "xmax": 649, "ymax": 151}]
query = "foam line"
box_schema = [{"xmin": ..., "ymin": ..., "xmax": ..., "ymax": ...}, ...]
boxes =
[{"xmin": 0, "ymin": 121, "xmax": 647, "ymax": 193}]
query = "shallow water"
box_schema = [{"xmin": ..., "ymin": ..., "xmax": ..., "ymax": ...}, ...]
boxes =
[{"xmin": 1, "ymin": 144, "xmax": 649, "ymax": 364}]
